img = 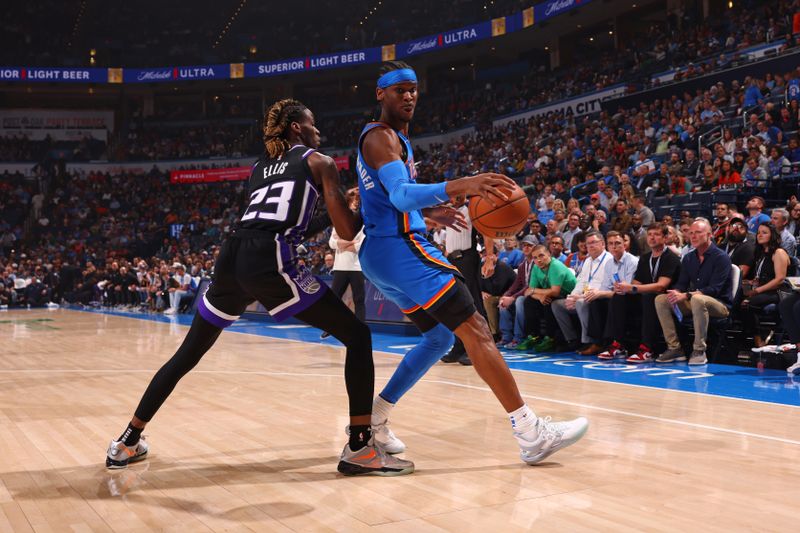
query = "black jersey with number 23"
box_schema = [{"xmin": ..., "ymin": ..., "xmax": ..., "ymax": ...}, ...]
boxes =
[{"xmin": 238, "ymin": 144, "xmax": 320, "ymax": 245}]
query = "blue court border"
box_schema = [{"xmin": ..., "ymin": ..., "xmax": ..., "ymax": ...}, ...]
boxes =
[{"xmin": 15, "ymin": 307, "xmax": 800, "ymax": 408}]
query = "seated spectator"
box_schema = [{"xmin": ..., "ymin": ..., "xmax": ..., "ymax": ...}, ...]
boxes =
[
  {"xmin": 566, "ymin": 232, "xmax": 589, "ymax": 275},
  {"xmin": 767, "ymin": 146, "xmax": 791, "ymax": 179},
  {"xmin": 497, "ymin": 235, "xmax": 536, "ymax": 349},
  {"xmin": 654, "ymin": 219, "xmax": 733, "ymax": 365},
  {"xmin": 479, "ymin": 252, "xmax": 516, "ymax": 341},
  {"xmin": 740, "ymin": 222, "xmax": 790, "ymax": 348},
  {"xmin": 743, "ymin": 157, "xmax": 768, "ymax": 186},
  {"xmin": 712, "ymin": 202, "xmax": 733, "ymax": 245},
  {"xmin": 717, "ymin": 160, "xmax": 742, "ymax": 189},
  {"xmin": 575, "ymin": 231, "xmax": 639, "ymax": 356},
  {"xmin": 548, "ymin": 234, "xmax": 568, "ymax": 263},
  {"xmin": 722, "ymin": 215, "xmax": 756, "ymax": 277},
  {"xmin": 631, "ymin": 194, "xmax": 654, "ymax": 228},
  {"xmin": 537, "ymin": 196, "xmax": 556, "ymax": 225},
  {"xmin": 786, "ymin": 137, "xmax": 800, "ymax": 163},
  {"xmin": 696, "ymin": 164, "xmax": 718, "ymax": 192},
  {"xmin": 520, "ymin": 244, "xmax": 578, "ymax": 352},
  {"xmin": 165, "ymin": 263, "xmax": 191, "ymax": 315},
  {"xmin": 597, "ymin": 180, "xmax": 618, "ymax": 213},
  {"xmin": 24, "ymin": 276, "xmax": 49, "ymax": 307},
  {"xmin": 610, "ymin": 199, "xmax": 632, "ymax": 234},
  {"xmin": 789, "ymin": 201, "xmax": 800, "ymax": 239},
  {"xmin": 604, "ymin": 223, "xmax": 682, "ymax": 363},
  {"xmin": 770, "ymin": 207, "xmax": 797, "ymax": 256},
  {"xmin": 498, "ymin": 237, "xmax": 524, "ymax": 269},
  {"xmin": 562, "ymin": 212, "xmax": 582, "ymax": 252},
  {"xmin": 552, "ymin": 230, "xmax": 613, "ymax": 352},
  {"xmin": 745, "ymin": 196, "xmax": 771, "ymax": 234}
]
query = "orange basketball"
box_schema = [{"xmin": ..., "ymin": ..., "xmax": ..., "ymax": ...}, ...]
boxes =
[{"xmin": 468, "ymin": 184, "xmax": 530, "ymax": 239}]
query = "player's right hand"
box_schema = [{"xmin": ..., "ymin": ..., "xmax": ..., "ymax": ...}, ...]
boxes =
[{"xmin": 462, "ymin": 173, "xmax": 516, "ymax": 207}]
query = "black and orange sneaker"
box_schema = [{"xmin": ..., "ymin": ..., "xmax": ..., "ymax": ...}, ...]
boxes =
[{"xmin": 337, "ymin": 437, "xmax": 414, "ymax": 476}]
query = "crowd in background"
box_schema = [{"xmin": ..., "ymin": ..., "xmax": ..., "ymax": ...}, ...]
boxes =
[{"xmin": 4, "ymin": 2, "xmax": 800, "ymax": 368}]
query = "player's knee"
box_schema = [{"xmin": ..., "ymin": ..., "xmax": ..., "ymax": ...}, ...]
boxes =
[{"xmin": 423, "ymin": 324, "xmax": 454, "ymax": 353}]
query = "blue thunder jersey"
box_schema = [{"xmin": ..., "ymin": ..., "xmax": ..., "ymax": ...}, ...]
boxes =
[{"xmin": 356, "ymin": 122, "xmax": 426, "ymax": 236}]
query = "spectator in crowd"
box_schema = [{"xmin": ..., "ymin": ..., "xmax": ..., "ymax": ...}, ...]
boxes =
[
  {"xmin": 578, "ymin": 231, "xmax": 639, "ymax": 356},
  {"xmin": 723, "ymin": 215, "xmax": 757, "ymax": 277},
  {"xmin": 562, "ymin": 212, "xmax": 582, "ymax": 252},
  {"xmin": 497, "ymin": 235, "xmax": 537, "ymax": 349},
  {"xmin": 770, "ymin": 207, "xmax": 797, "ymax": 256},
  {"xmin": 605, "ymin": 223, "xmax": 682, "ymax": 363},
  {"xmin": 520, "ymin": 244, "xmax": 577, "ymax": 353},
  {"xmin": 631, "ymin": 194, "xmax": 654, "ymax": 228},
  {"xmin": 743, "ymin": 158, "xmax": 769, "ymax": 186},
  {"xmin": 654, "ymin": 219, "xmax": 733, "ymax": 365},
  {"xmin": 498, "ymin": 237, "xmax": 523, "ymax": 269},
  {"xmin": 480, "ymin": 251, "xmax": 516, "ymax": 342},
  {"xmin": 745, "ymin": 196, "xmax": 771, "ymax": 235},
  {"xmin": 566, "ymin": 232, "xmax": 589, "ymax": 275},
  {"xmin": 548, "ymin": 234, "xmax": 568, "ymax": 263},
  {"xmin": 165, "ymin": 263, "xmax": 192, "ymax": 315},
  {"xmin": 712, "ymin": 202, "xmax": 733, "ymax": 244},
  {"xmin": 740, "ymin": 222, "xmax": 790, "ymax": 348},
  {"xmin": 552, "ymin": 231, "xmax": 613, "ymax": 353}
]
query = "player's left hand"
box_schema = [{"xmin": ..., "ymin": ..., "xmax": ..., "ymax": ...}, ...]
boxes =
[{"xmin": 425, "ymin": 206, "xmax": 468, "ymax": 231}]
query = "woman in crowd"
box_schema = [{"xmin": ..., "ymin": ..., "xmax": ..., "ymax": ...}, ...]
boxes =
[
  {"xmin": 742, "ymin": 222, "xmax": 790, "ymax": 348},
  {"xmin": 718, "ymin": 159, "xmax": 742, "ymax": 189}
]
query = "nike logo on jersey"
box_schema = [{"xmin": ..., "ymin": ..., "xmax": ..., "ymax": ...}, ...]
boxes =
[{"xmin": 263, "ymin": 162, "xmax": 289, "ymax": 180}]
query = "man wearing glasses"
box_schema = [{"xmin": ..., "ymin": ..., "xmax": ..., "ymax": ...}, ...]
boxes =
[
  {"xmin": 722, "ymin": 215, "xmax": 756, "ymax": 278},
  {"xmin": 552, "ymin": 230, "xmax": 614, "ymax": 353}
]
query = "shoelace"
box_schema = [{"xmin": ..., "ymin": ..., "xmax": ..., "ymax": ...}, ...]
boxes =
[{"xmin": 536, "ymin": 416, "xmax": 565, "ymax": 441}]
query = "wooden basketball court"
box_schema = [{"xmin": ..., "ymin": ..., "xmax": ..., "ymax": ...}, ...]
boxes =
[{"xmin": 1, "ymin": 309, "xmax": 798, "ymax": 532}]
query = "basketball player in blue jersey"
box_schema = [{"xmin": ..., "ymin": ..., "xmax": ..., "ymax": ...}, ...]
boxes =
[
  {"xmin": 105, "ymin": 99, "xmax": 413, "ymax": 477},
  {"xmin": 357, "ymin": 61, "xmax": 588, "ymax": 464}
]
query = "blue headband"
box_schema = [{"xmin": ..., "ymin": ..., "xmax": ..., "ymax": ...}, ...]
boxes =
[{"xmin": 377, "ymin": 68, "xmax": 417, "ymax": 89}]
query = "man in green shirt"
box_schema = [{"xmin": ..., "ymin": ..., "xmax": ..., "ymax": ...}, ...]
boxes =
[{"xmin": 522, "ymin": 245, "xmax": 577, "ymax": 352}]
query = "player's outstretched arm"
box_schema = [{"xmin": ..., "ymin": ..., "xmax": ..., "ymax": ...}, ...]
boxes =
[
  {"xmin": 444, "ymin": 173, "xmax": 517, "ymax": 207},
  {"xmin": 307, "ymin": 152, "xmax": 360, "ymax": 241},
  {"xmin": 362, "ymin": 127, "xmax": 516, "ymax": 212}
]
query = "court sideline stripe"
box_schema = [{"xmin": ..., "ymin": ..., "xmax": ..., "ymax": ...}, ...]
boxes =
[
  {"xmin": 60, "ymin": 306, "xmax": 800, "ymax": 411},
  {"xmin": 1, "ymin": 367, "xmax": 799, "ymax": 447}
]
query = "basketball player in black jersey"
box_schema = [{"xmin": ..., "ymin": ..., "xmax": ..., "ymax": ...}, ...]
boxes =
[{"xmin": 105, "ymin": 99, "xmax": 414, "ymax": 476}]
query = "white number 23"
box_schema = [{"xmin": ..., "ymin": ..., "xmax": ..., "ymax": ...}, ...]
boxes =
[{"xmin": 241, "ymin": 181, "xmax": 294, "ymax": 222}]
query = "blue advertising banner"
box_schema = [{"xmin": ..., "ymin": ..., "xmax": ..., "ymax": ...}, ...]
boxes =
[
  {"xmin": 4, "ymin": 67, "xmax": 108, "ymax": 83},
  {"xmin": 534, "ymin": 0, "xmax": 593, "ymax": 23},
  {"xmin": 440, "ymin": 21, "xmax": 492, "ymax": 49},
  {"xmin": 124, "ymin": 64, "xmax": 230, "ymax": 83},
  {"xmin": 1, "ymin": 0, "xmax": 596, "ymax": 85},
  {"xmin": 396, "ymin": 34, "xmax": 441, "ymax": 59},
  {"xmin": 305, "ymin": 47, "xmax": 382, "ymax": 71},
  {"xmin": 245, "ymin": 57, "xmax": 307, "ymax": 78}
]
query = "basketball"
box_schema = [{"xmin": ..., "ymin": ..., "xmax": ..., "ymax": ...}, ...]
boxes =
[{"xmin": 468, "ymin": 184, "xmax": 530, "ymax": 239}]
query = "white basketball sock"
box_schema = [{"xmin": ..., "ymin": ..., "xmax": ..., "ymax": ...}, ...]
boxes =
[
  {"xmin": 509, "ymin": 404, "xmax": 537, "ymax": 434},
  {"xmin": 372, "ymin": 395, "xmax": 394, "ymax": 424}
]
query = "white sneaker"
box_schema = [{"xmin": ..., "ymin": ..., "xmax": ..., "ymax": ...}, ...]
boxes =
[
  {"xmin": 163, "ymin": 308, "xmax": 176, "ymax": 315},
  {"xmin": 372, "ymin": 419, "xmax": 406, "ymax": 454},
  {"xmin": 787, "ymin": 357, "xmax": 800, "ymax": 376},
  {"xmin": 106, "ymin": 438, "xmax": 149, "ymax": 469},
  {"xmin": 347, "ymin": 420, "xmax": 406, "ymax": 454},
  {"xmin": 514, "ymin": 416, "xmax": 589, "ymax": 465}
]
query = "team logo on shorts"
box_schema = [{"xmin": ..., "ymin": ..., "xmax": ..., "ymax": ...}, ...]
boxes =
[{"xmin": 293, "ymin": 268, "xmax": 321, "ymax": 294}]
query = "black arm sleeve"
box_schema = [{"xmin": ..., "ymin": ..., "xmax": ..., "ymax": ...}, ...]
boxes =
[
  {"xmin": 303, "ymin": 205, "xmax": 364, "ymax": 240},
  {"xmin": 304, "ymin": 210, "xmax": 332, "ymax": 239}
]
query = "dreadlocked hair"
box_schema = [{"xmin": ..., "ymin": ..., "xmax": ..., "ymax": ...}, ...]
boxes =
[
  {"xmin": 378, "ymin": 60, "xmax": 413, "ymax": 78},
  {"xmin": 263, "ymin": 98, "xmax": 308, "ymax": 159}
]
